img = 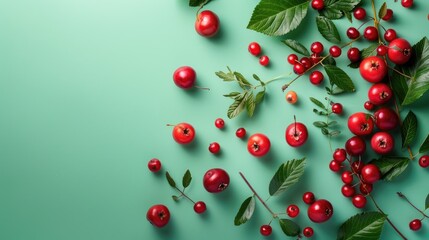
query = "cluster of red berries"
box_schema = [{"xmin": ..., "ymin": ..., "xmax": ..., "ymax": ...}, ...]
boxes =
[
  {"xmin": 248, "ymin": 42, "xmax": 270, "ymax": 66},
  {"xmin": 311, "ymin": 0, "xmax": 413, "ymax": 12}
]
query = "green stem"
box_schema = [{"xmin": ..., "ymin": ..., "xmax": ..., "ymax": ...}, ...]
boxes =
[
  {"xmin": 397, "ymin": 192, "xmax": 429, "ymax": 218},
  {"xmin": 174, "ymin": 187, "xmax": 195, "ymax": 204}
]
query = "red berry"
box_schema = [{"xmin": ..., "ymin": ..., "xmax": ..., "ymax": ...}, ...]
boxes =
[
  {"xmin": 371, "ymin": 131, "xmax": 395, "ymax": 155},
  {"xmin": 329, "ymin": 45, "xmax": 342, "ymax": 58},
  {"xmin": 259, "ymin": 55, "xmax": 270, "ymax": 66},
  {"xmin": 248, "ymin": 42, "xmax": 261, "ymax": 56},
  {"xmin": 364, "ymin": 101, "xmax": 374, "ymax": 111},
  {"xmin": 260, "ymin": 225, "xmax": 272, "ymax": 236},
  {"xmin": 384, "ymin": 29, "xmax": 397, "ymax": 42},
  {"xmin": 287, "ymin": 54, "xmax": 298, "ymax": 65},
  {"xmin": 409, "ymin": 219, "xmax": 422, "ymax": 231},
  {"xmin": 300, "ymin": 57, "xmax": 313, "ymax": 69},
  {"xmin": 348, "ymin": 112, "xmax": 374, "ymax": 136},
  {"xmin": 368, "ymin": 83, "xmax": 393, "ymax": 105},
  {"xmin": 311, "ymin": 0, "xmax": 324, "ymax": 10},
  {"xmin": 329, "ymin": 160, "xmax": 342, "ymax": 172},
  {"xmin": 361, "ymin": 164, "xmax": 381, "ymax": 184},
  {"xmin": 377, "ymin": 45, "xmax": 388, "ymax": 56},
  {"xmin": 364, "ymin": 26, "xmax": 379, "ymax": 41},
  {"xmin": 359, "ymin": 183, "xmax": 373, "ymax": 194},
  {"xmin": 287, "ymin": 204, "xmax": 300, "ymax": 218},
  {"xmin": 341, "ymin": 171, "xmax": 354, "ymax": 185},
  {"xmin": 235, "ymin": 127, "xmax": 246, "ymax": 138},
  {"xmin": 195, "ymin": 10, "xmax": 220, "ymax": 37},
  {"xmin": 310, "ymin": 70, "xmax": 324, "ymax": 85},
  {"xmin": 308, "ymin": 199, "xmax": 334, "ymax": 223},
  {"xmin": 193, "ymin": 201, "xmax": 207, "ymax": 214},
  {"xmin": 285, "ymin": 120, "xmax": 308, "ymax": 147},
  {"xmin": 303, "ymin": 227, "xmax": 314, "ymax": 237},
  {"xmin": 333, "ymin": 148, "xmax": 347, "ymax": 162},
  {"xmin": 173, "ymin": 66, "xmax": 196, "ymax": 89},
  {"xmin": 359, "ymin": 56, "xmax": 387, "ymax": 83},
  {"xmin": 352, "ymin": 194, "xmax": 367, "ymax": 208},
  {"xmin": 208, "ymin": 142, "xmax": 221, "ymax": 154},
  {"xmin": 401, "ymin": 0, "xmax": 413, "ymax": 8},
  {"xmin": 293, "ymin": 63, "xmax": 306, "ymax": 75},
  {"xmin": 311, "ymin": 41, "xmax": 324, "ymax": 54},
  {"xmin": 215, "ymin": 118, "xmax": 225, "ymax": 129},
  {"xmin": 353, "ymin": 7, "xmax": 366, "ymax": 20},
  {"xmin": 332, "ymin": 103, "xmax": 343, "ymax": 114},
  {"xmin": 310, "ymin": 53, "xmax": 322, "ymax": 64},
  {"xmin": 247, "ymin": 133, "xmax": 271, "ymax": 157},
  {"xmin": 345, "ymin": 136, "xmax": 366, "ymax": 156},
  {"xmin": 303, "ymin": 192, "xmax": 316, "ymax": 205},
  {"xmin": 147, "ymin": 204, "xmax": 170, "ymax": 228},
  {"xmin": 347, "ymin": 47, "xmax": 360, "ymax": 62},
  {"xmin": 347, "ymin": 27, "xmax": 360, "ymax": 39},
  {"xmin": 382, "ymin": 9, "xmax": 393, "ymax": 21},
  {"xmin": 148, "ymin": 158, "xmax": 162, "ymax": 172},
  {"xmin": 172, "ymin": 123, "xmax": 196, "ymax": 144},
  {"xmin": 388, "ymin": 38, "xmax": 412, "ymax": 65},
  {"xmin": 341, "ymin": 184, "xmax": 356, "ymax": 197},
  {"xmin": 351, "ymin": 160, "xmax": 364, "ymax": 174},
  {"xmin": 374, "ymin": 107, "xmax": 399, "ymax": 131},
  {"xmin": 419, "ymin": 155, "xmax": 429, "ymax": 168},
  {"xmin": 203, "ymin": 168, "xmax": 230, "ymax": 193}
]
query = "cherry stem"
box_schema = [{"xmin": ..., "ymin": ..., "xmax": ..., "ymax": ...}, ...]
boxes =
[
  {"xmin": 239, "ymin": 172, "xmax": 277, "ymax": 218},
  {"xmin": 370, "ymin": 0, "xmax": 382, "ymax": 44},
  {"xmin": 173, "ymin": 186, "xmax": 196, "ymax": 204},
  {"xmin": 195, "ymin": 0, "xmax": 210, "ymax": 16},
  {"xmin": 397, "ymin": 192, "xmax": 429, "ymax": 218},
  {"xmin": 194, "ymin": 86, "xmax": 211, "ymax": 91}
]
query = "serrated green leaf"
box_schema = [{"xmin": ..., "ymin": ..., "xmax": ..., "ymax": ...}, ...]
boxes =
[
  {"xmin": 320, "ymin": 0, "xmax": 361, "ymax": 20},
  {"xmin": 166, "ymin": 172, "xmax": 176, "ymax": 188},
  {"xmin": 247, "ymin": 0, "xmax": 310, "ymax": 36},
  {"xmin": 255, "ymin": 90, "xmax": 266, "ymax": 104},
  {"xmin": 234, "ymin": 196, "xmax": 255, "ymax": 226},
  {"xmin": 344, "ymin": 10, "xmax": 352, "ymax": 22},
  {"xmin": 361, "ymin": 43, "xmax": 378, "ymax": 59},
  {"xmin": 324, "ymin": 65, "xmax": 355, "ymax": 92},
  {"xmin": 370, "ymin": 156, "xmax": 410, "ymax": 181},
  {"xmin": 313, "ymin": 121, "xmax": 328, "ymax": 128},
  {"xmin": 425, "ymin": 194, "xmax": 429, "ymax": 210},
  {"xmin": 310, "ymin": 97, "xmax": 326, "ymax": 109},
  {"xmin": 279, "ymin": 219, "xmax": 300, "ymax": 237},
  {"xmin": 227, "ymin": 92, "xmax": 249, "ymax": 119},
  {"xmin": 172, "ymin": 195, "xmax": 180, "ymax": 201},
  {"xmin": 282, "ymin": 39, "xmax": 310, "ymax": 56},
  {"xmin": 182, "ymin": 169, "xmax": 192, "ymax": 188},
  {"xmin": 189, "ymin": 0, "xmax": 211, "ymax": 7},
  {"xmin": 419, "ymin": 134, "xmax": 429, "ymax": 153},
  {"xmin": 321, "ymin": 127, "xmax": 329, "ymax": 135},
  {"xmin": 223, "ymin": 92, "xmax": 241, "ymax": 98},
  {"xmin": 401, "ymin": 111, "xmax": 417, "ymax": 147},
  {"xmin": 316, "ymin": 16, "xmax": 341, "ymax": 44},
  {"xmin": 234, "ymin": 72, "xmax": 252, "ymax": 88},
  {"xmin": 337, "ymin": 212, "xmax": 387, "ymax": 240},
  {"xmin": 378, "ymin": 2, "xmax": 387, "ymax": 19},
  {"xmin": 215, "ymin": 70, "xmax": 235, "ymax": 81},
  {"xmin": 269, "ymin": 158, "xmax": 306, "ymax": 196},
  {"xmin": 246, "ymin": 92, "xmax": 256, "ymax": 117}
]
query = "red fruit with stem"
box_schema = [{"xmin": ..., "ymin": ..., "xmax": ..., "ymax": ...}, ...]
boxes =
[
  {"xmin": 419, "ymin": 155, "xmax": 429, "ymax": 168},
  {"xmin": 409, "ymin": 219, "xmax": 422, "ymax": 231},
  {"xmin": 310, "ymin": 70, "xmax": 324, "ymax": 85},
  {"xmin": 247, "ymin": 133, "xmax": 271, "ymax": 157},
  {"xmin": 193, "ymin": 201, "xmax": 207, "ymax": 214},
  {"xmin": 148, "ymin": 158, "xmax": 162, "ymax": 172},
  {"xmin": 351, "ymin": 160, "xmax": 364, "ymax": 174},
  {"xmin": 248, "ymin": 42, "xmax": 261, "ymax": 56},
  {"xmin": 374, "ymin": 107, "xmax": 399, "ymax": 131},
  {"xmin": 285, "ymin": 117, "xmax": 308, "ymax": 147},
  {"xmin": 303, "ymin": 227, "xmax": 314, "ymax": 237},
  {"xmin": 348, "ymin": 112, "xmax": 374, "ymax": 136},
  {"xmin": 368, "ymin": 83, "xmax": 393, "ymax": 105},
  {"xmin": 388, "ymin": 38, "xmax": 412, "ymax": 65},
  {"xmin": 260, "ymin": 225, "xmax": 272, "ymax": 236},
  {"xmin": 147, "ymin": 204, "xmax": 170, "ymax": 228},
  {"xmin": 359, "ymin": 56, "xmax": 387, "ymax": 83},
  {"xmin": 341, "ymin": 184, "xmax": 356, "ymax": 197},
  {"xmin": 371, "ymin": 131, "xmax": 395, "ymax": 155},
  {"xmin": 195, "ymin": 10, "xmax": 219, "ymax": 37},
  {"xmin": 171, "ymin": 123, "xmax": 195, "ymax": 144},
  {"xmin": 345, "ymin": 136, "xmax": 366, "ymax": 156},
  {"xmin": 361, "ymin": 164, "xmax": 381, "ymax": 184},
  {"xmin": 287, "ymin": 54, "xmax": 298, "ymax": 65},
  {"xmin": 352, "ymin": 194, "xmax": 367, "ymax": 208},
  {"xmin": 235, "ymin": 127, "xmax": 246, "ymax": 138},
  {"xmin": 301, "ymin": 57, "xmax": 313, "ymax": 69},
  {"xmin": 308, "ymin": 199, "xmax": 334, "ymax": 223},
  {"xmin": 173, "ymin": 66, "xmax": 196, "ymax": 89},
  {"xmin": 293, "ymin": 63, "xmax": 306, "ymax": 75},
  {"xmin": 353, "ymin": 7, "xmax": 366, "ymax": 20},
  {"xmin": 364, "ymin": 26, "xmax": 378, "ymax": 41},
  {"xmin": 287, "ymin": 204, "xmax": 300, "ymax": 218},
  {"xmin": 359, "ymin": 182, "xmax": 373, "ymax": 194},
  {"xmin": 303, "ymin": 192, "xmax": 316, "ymax": 205},
  {"xmin": 203, "ymin": 168, "xmax": 230, "ymax": 193}
]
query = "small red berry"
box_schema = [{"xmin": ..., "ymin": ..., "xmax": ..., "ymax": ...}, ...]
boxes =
[
  {"xmin": 215, "ymin": 118, "xmax": 225, "ymax": 129},
  {"xmin": 235, "ymin": 128, "xmax": 246, "ymax": 138},
  {"xmin": 193, "ymin": 201, "xmax": 207, "ymax": 214},
  {"xmin": 329, "ymin": 45, "xmax": 342, "ymax": 58},
  {"xmin": 347, "ymin": 47, "xmax": 360, "ymax": 62},
  {"xmin": 352, "ymin": 194, "xmax": 367, "ymax": 208},
  {"xmin": 353, "ymin": 7, "xmax": 366, "ymax": 20},
  {"xmin": 401, "ymin": 0, "xmax": 413, "ymax": 8},
  {"xmin": 384, "ymin": 29, "xmax": 397, "ymax": 42},
  {"xmin": 286, "ymin": 91, "xmax": 298, "ymax": 104},
  {"xmin": 345, "ymin": 136, "xmax": 366, "ymax": 156},
  {"xmin": 303, "ymin": 227, "xmax": 314, "ymax": 237},
  {"xmin": 208, "ymin": 142, "xmax": 221, "ymax": 154},
  {"xmin": 287, "ymin": 54, "xmax": 298, "ymax": 65},
  {"xmin": 329, "ymin": 160, "xmax": 342, "ymax": 172},
  {"xmin": 303, "ymin": 192, "xmax": 316, "ymax": 205},
  {"xmin": 341, "ymin": 171, "xmax": 354, "ymax": 185},
  {"xmin": 364, "ymin": 26, "xmax": 378, "ymax": 41},
  {"xmin": 248, "ymin": 42, "xmax": 261, "ymax": 56},
  {"xmin": 347, "ymin": 27, "xmax": 360, "ymax": 39},
  {"xmin": 359, "ymin": 183, "xmax": 373, "ymax": 194},
  {"xmin": 351, "ymin": 160, "xmax": 364, "ymax": 174},
  {"xmin": 333, "ymin": 148, "xmax": 347, "ymax": 162},
  {"xmin": 260, "ymin": 225, "xmax": 272, "ymax": 236},
  {"xmin": 293, "ymin": 63, "xmax": 306, "ymax": 75},
  {"xmin": 311, "ymin": 41, "xmax": 324, "ymax": 54},
  {"xmin": 287, "ymin": 204, "xmax": 300, "ymax": 218},
  {"xmin": 332, "ymin": 103, "xmax": 343, "ymax": 114},
  {"xmin": 300, "ymin": 57, "xmax": 313, "ymax": 69},
  {"xmin": 259, "ymin": 55, "xmax": 270, "ymax": 66},
  {"xmin": 361, "ymin": 164, "xmax": 381, "ymax": 184},
  {"xmin": 377, "ymin": 45, "xmax": 388, "ymax": 56},
  {"xmin": 341, "ymin": 184, "xmax": 356, "ymax": 197},
  {"xmin": 409, "ymin": 219, "xmax": 422, "ymax": 231},
  {"xmin": 310, "ymin": 53, "xmax": 322, "ymax": 64},
  {"xmin": 311, "ymin": 0, "xmax": 324, "ymax": 10},
  {"xmin": 382, "ymin": 9, "xmax": 393, "ymax": 21},
  {"xmin": 148, "ymin": 158, "xmax": 162, "ymax": 172},
  {"xmin": 419, "ymin": 155, "xmax": 429, "ymax": 168},
  {"xmin": 364, "ymin": 101, "xmax": 374, "ymax": 111},
  {"xmin": 309, "ymin": 70, "xmax": 324, "ymax": 85}
]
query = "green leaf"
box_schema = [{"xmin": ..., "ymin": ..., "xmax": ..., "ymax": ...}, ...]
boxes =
[
  {"xmin": 172, "ymin": 195, "xmax": 180, "ymax": 201},
  {"xmin": 313, "ymin": 109, "xmax": 328, "ymax": 116},
  {"xmin": 282, "ymin": 39, "xmax": 310, "ymax": 56},
  {"xmin": 246, "ymin": 92, "xmax": 256, "ymax": 117},
  {"xmin": 344, "ymin": 10, "xmax": 352, "ymax": 22},
  {"xmin": 391, "ymin": 71, "xmax": 409, "ymax": 105},
  {"xmin": 329, "ymin": 130, "xmax": 341, "ymax": 137},
  {"xmin": 401, "ymin": 111, "xmax": 417, "ymax": 147},
  {"xmin": 419, "ymin": 134, "xmax": 429, "ymax": 153},
  {"xmin": 223, "ymin": 92, "xmax": 241, "ymax": 98},
  {"xmin": 392, "ymin": 37, "xmax": 429, "ymax": 105},
  {"xmin": 189, "ymin": 0, "xmax": 211, "ymax": 7},
  {"xmin": 182, "ymin": 169, "xmax": 192, "ymax": 188},
  {"xmin": 166, "ymin": 172, "xmax": 176, "ymax": 188},
  {"xmin": 322, "ymin": 55, "xmax": 337, "ymax": 66},
  {"xmin": 309, "ymin": 97, "xmax": 326, "ymax": 109},
  {"xmin": 324, "ymin": 65, "xmax": 356, "ymax": 92},
  {"xmin": 328, "ymin": 120, "xmax": 338, "ymax": 126},
  {"xmin": 348, "ymin": 61, "xmax": 360, "ymax": 69},
  {"xmin": 234, "ymin": 72, "xmax": 251, "ymax": 88},
  {"xmin": 425, "ymin": 194, "xmax": 429, "ymax": 210},
  {"xmin": 269, "ymin": 158, "xmax": 306, "ymax": 196},
  {"xmin": 252, "ymin": 74, "xmax": 265, "ymax": 86},
  {"xmin": 255, "ymin": 90, "xmax": 266, "ymax": 104},
  {"xmin": 337, "ymin": 212, "xmax": 387, "ymax": 240},
  {"xmin": 313, "ymin": 121, "xmax": 328, "ymax": 128},
  {"xmin": 316, "ymin": 16, "xmax": 341, "ymax": 44},
  {"xmin": 320, "ymin": 0, "xmax": 361, "ymax": 20},
  {"xmin": 234, "ymin": 196, "xmax": 256, "ymax": 226},
  {"xmin": 215, "ymin": 69, "xmax": 235, "ymax": 81},
  {"xmin": 247, "ymin": 0, "xmax": 310, "ymax": 36},
  {"xmin": 279, "ymin": 219, "xmax": 300, "ymax": 237},
  {"xmin": 378, "ymin": 2, "xmax": 387, "ymax": 19},
  {"xmin": 227, "ymin": 92, "xmax": 249, "ymax": 119},
  {"xmin": 370, "ymin": 156, "xmax": 410, "ymax": 181},
  {"xmin": 321, "ymin": 127, "xmax": 329, "ymax": 135},
  {"xmin": 361, "ymin": 43, "xmax": 378, "ymax": 59}
]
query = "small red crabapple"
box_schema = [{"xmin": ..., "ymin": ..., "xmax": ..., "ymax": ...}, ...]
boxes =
[
  {"xmin": 214, "ymin": 118, "xmax": 225, "ymax": 129},
  {"xmin": 259, "ymin": 55, "xmax": 270, "ymax": 66},
  {"xmin": 248, "ymin": 42, "xmax": 261, "ymax": 56},
  {"xmin": 235, "ymin": 128, "xmax": 246, "ymax": 138},
  {"xmin": 148, "ymin": 158, "xmax": 162, "ymax": 172}
]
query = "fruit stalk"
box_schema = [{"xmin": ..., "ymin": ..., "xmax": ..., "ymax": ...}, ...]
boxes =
[{"xmin": 397, "ymin": 192, "xmax": 429, "ymax": 218}]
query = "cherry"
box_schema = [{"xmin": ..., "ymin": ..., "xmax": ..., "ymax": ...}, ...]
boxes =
[
  {"xmin": 363, "ymin": 26, "xmax": 378, "ymax": 41},
  {"xmin": 286, "ymin": 91, "xmax": 298, "ymax": 104},
  {"xmin": 341, "ymin": 171, "xmax": 354, "ymax": 185},
  {"xmin": 346, "ymin": 27, "xmax": 360, "ymax": 39},
  {"xmin": 308, "ymin": 199, "xmax": 334, "ymax": 223},
  {"xmin": 364, "ymin": 101, "xmax": 374, "ymax": 111},
  {"xmin": 371, "ymin": 131, "xmax": 395, "ymax": 155},
  {"xmin": 368, "ymin": 83, "xmax": 393, "ymax": 105},
  {"xmin": 287, "ymin": 54, "xmax": 298, "ymax": 65},
  {"xmin": 347, "ymin": 47, "xmax": 360, "ymax": 62},
  {"xmin": 332, "ymin": 103, "xmax": 343, "ymax": 114},
  {"xmin": 409, "ymin": 219, "xmax": 422, "ymax": 231},
  {"xmin": 351, "ymin": 160, "xmax": 364, "ymax": 174},
  {"xmin": 374, "ymin": 107, "xmax": 399, "ymax": 131},
  {"xmin": 247, "ymin": 133, "xmax": 271, "ymax": 157},
  {"xmin": 401, "ymin": 0, "xmax": 413, "ymax": 8},
  {"xmin": 215, "ymin": 118, "xmax": 225, "ymax": 129},
  {"xmin": 287, "ymin": 204, "xmax": 300, "ymax": 218},
  {"xmin": 329, "ymin": 45, "xmax": 342, "ymax": 58},
  {"xmin": 348, "ymin": 112, "xmax": 374, "ymax": 136},
  {"xmin": 419, "ymin": 155, "xmax": 429, "ymax": 168},
  {"xmin": 300, "ymin": 57, "xmax": 313, "ymax": 69},
  {"xmin": 147, "ymin": 204, "xmax": 170, "ymax": 228},
  {"xmin": 293, "ymin": 63, "xmax": 306, "ymax": 75},
  {"xmin": 195, "ymin": 10, "xmax": 219, "ymax": 37},
  {"xmin": 384, "ymin": 29, "xmax": 397, "ymax": 42},
  {"xmin": 311, "ymin": 41, "xmax": 324, "ymax": 54},
  {"xmin": 310, "ymin": 70, "xmax": 324, "ymax": 85},
  {"xmin": 352, "ymin": 194, "xmax": 367, "ymax": 208},
  {"xmin": 303, "ymin": 192, "xmax": 316, "ymax": 205},
  {"xmin": 259, "ymin": 55, "xmax": 270, "ymax": 66},
  {"xmin": 388, "ymin": 38, "xmax": 412, "ymax": 65},
  {"xmin": 382, "ymin": 9, "xmax": 393, "ymax": 21},
  {"xmin": 173, "ymin": 66, "xmax": 196, "ymax": 89},
  {"xmin": 285, "ymin": 117, "xmax": 308, "ymax": 147},
  {"xmin": 203, "ymin": 168, "xmax": 230, "ymax": 193},
  {"xmin": 329, "ymin": 160, "xmax": 342, "ymax": 172},
  {"xmin": 193, "ymin": 201, "xmax": 207, "ymax": 214},
  {"xmin": 359, "ymin": 182, "xmax": 373, "ymax": 194},
  {"xmin": 148, "ymin": 158, "xmax": 162, "ymax": 172},
  {"xmin": 208, "ymin": 142, "xmax": 221, "ymax": 154},
  {"xmin": 235, "ymin": 127, "xmax": 246, "ymax": 138},
  {"xmin": 260, "ymin": 225, "xmax": 272, "ymax": 236},
  {"xmin": 353, "ymin": 7, "xmax": 366, "ymax": 20},
  {"xmin": 361, "ymin": 164, "xmax": 381, "ymax": 184},
  {"xmin": 376, "ymin": 45, "xmax": 388, "ymax": 56},
  {"xmin": 359, "ymin": 56, "xmax": 387, "ymax": 83},
  {"xmin": 311, "ymin": 0, "xmax": 324, "ymax": 10},
  {"xmin": 171, "ymin": 123, "xmax": 196, "ymax": 144},
  {"xmin": 341, "ymin": 184, "xmax": 356, "ymax": 197},
  {"xmin": 310, "ymin": 53, "xmax": 322, "ymax": 64},
  {"xmin": 345, "ymin": 136, "xmax": 366, "ymax": 156},
  {"xmin": 248, "ymin": 42, "xmax": 261, "ymax": 56},
  {"xmin": 303, "ymin": 227, "xmax": 314, "ymax": 238},
  {"xmin": 333, "ymin": 148, "xmax": 347, "ymax": 162}
]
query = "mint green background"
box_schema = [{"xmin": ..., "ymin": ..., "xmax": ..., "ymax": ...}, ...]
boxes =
[{"xmin": 1, "ymin": 1, "xmax": 429, "ymax": 239}]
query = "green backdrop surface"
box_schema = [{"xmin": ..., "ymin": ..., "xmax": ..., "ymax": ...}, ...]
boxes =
[{"xmin": 1, "ymin": 1, "xmax": 429, "ymax": 239}]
